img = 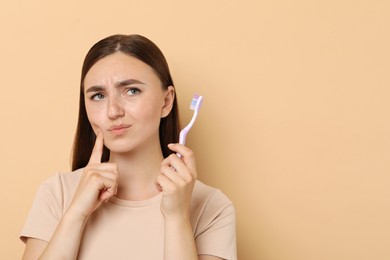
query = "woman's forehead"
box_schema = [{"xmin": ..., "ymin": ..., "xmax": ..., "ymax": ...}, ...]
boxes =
[{"xmin": 84, "ymin": 53, "xmax": 158, "ymax": 86}]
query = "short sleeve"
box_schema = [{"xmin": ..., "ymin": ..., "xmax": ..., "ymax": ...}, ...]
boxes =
[
  {"xmin": 195, "ymin": 191, "xmax": 237, "ymax": 260},
  {"xmin": 20, "ymin": 175, "xmax": 63, "ymax": 243}
]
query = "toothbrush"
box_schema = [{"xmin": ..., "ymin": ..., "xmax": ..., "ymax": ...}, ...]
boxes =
[{"xmin": 178, "ymin": 94, "xmax": 204, "ymax": 157}]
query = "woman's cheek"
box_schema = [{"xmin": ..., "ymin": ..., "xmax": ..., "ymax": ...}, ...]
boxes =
[
  {"xmin": 87, "ymin": 114, "xmax": 105, "ymax": 135},
  {"xmin": 86, "ymin": 105, "xmax": 105, "ymax": 126}
]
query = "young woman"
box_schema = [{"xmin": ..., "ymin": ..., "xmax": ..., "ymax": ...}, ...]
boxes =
[{"xmin": 21, "ymin": 34, "xmax": 236, "ymax": 260}]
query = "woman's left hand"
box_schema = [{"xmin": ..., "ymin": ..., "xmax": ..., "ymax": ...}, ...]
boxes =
[{"xmin": 156, "ymin": 143, "xmax": 197, "ymax": 219}]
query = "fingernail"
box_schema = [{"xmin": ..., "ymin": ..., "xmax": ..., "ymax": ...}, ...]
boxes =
[{"xmin": 168, "ymin": 143, "xmax": 174, "ymax": 147}]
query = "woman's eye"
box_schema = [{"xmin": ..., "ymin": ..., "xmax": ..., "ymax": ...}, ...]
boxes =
[
  {"xmin": 126, "ymin": 88, "xmax": 141, "ymax": 96},
  {"xmin": 91, "ymin": 93, "xmax": 105, "ymax": 101}
]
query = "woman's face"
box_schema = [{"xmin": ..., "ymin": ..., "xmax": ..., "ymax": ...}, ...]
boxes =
[{"xmin": 84, "ymin": 52, "xmax": 174, "ymax": 154}]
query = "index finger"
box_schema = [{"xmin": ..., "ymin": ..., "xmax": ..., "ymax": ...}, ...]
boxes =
[
  {"xmin": 167, "ymin": 143, "xmax": 196, "ymax": 171},
  {"xmin": 88, "ymin": 130, "xmax": 104, "ymax": 165}
]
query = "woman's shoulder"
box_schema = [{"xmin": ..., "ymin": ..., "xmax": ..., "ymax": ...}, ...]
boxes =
[
  {"xmin": 38, "ymin": 168, "xmax": 84, "ymax": 205},
  {"xmin": 192, "ymin": 180, "xmax": 234, "ymax": 212},
  {"xmin": 41, "ymin": 168, "xmax": 83, "ymax": 189},
  {"xmin": 191, "ymin": 181, "xmax": 236, "ymax": 242}
]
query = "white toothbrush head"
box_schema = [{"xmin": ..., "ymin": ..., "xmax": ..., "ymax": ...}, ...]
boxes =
[{"xmin": 190, "ymin": 94, "xmax": 203, "ymax": 111}]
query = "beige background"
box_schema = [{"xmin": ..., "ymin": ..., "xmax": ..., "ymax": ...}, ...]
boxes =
[{"xmin": 0, "ymin": 0, "xmax": 389, "ymax": 259}]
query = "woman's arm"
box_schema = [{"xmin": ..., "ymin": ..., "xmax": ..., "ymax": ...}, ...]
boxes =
[
  {"xmin": 157, "ymin": 144, "xmax": 225, "ymax": 260},
  {"xmin": 157, "ymin": 143, "xmax": 198, "ymax": 259},
  {"xmin": 199, "ymin": 256, "xmax": 225, "ymax": 260},
  {"xmin": 22, "ymin": 239, "xmax": 47, "ymax": 260},
  {"xmin": 22, "ymin": 212, "xmax": 88, "ymax": 260},
  {"xmin": 164, "ymin": 215, "xmax": 224, "ymax": 260},
  {"xmin": 40, "ymin": 212, "xmax": 90, "ymax": 259},
  {"xmin": 164, "ymin": 214, "xmax": 198, "ymax": 260},
  {"xmin": 22, "ymin": 131, "xmax": 119, "ymax": 260}
]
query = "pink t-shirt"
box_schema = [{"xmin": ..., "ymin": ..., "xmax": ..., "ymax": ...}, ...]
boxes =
[{"xmin": 21, "ymin": 169, "xmax": 237, "ymax": 259}]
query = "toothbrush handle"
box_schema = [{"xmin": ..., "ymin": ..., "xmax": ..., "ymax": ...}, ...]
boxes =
[
  {"xmin": 179, "ymin": 129, "xmax": 188, "ymax": 145},
  {"xmin": 177, "ymin": 128, "xmax": 189, "ymax": 158}
]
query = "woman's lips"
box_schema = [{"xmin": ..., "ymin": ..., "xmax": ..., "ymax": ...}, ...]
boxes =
[{"xmin": 108, "ymin": 124, "xmax": 131, "ymax": 136}]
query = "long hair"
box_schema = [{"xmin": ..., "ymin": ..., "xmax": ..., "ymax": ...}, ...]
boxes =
[{"xmin": 71, "ymin": 34, "xmax": 180, "ymax": 171}]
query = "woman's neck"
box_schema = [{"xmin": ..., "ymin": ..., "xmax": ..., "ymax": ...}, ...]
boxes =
[{"xmin": 108, "ymin": 144, "xmax": 165, "ymax": 201}]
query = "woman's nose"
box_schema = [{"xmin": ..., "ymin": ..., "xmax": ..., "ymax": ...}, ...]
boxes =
[{"xmin": 107, "ymin": 96, "xmax": 125, "ymax": 119}]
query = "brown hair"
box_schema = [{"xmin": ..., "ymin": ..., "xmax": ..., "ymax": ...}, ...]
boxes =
[{"xmin": 71, "ymin": 34, "xmax": 180, "ymax": 171}]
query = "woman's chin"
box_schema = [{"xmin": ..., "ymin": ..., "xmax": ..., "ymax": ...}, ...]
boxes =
[{"xmin": 104, "ymin": 142, "xmax": 135, "ymax": 155}]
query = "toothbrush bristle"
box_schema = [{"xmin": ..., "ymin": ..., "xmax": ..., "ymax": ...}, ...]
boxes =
[{"xmin": 190, "ymin": 94, "xmax": 199, "ymax": 110}]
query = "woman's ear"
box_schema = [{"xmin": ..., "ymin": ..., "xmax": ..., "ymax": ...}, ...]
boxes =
[{"xmin": 161, "ymin": 86, "xmax": 175, "ymax": 118}]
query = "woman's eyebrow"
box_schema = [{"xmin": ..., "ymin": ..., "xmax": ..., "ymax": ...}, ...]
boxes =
[
  {"xmin": 116, "ymin": 79, "xmax": 145, "ymax": 88},
  {"xmin": 85, "ymin": 85, "xmax": 105, "ymax": 93},
  {"xmin": 85, "ymin": 79, "xmax": 145, "ymax": 93}
]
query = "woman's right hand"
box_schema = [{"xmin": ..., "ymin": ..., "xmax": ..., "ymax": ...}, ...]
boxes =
[
  {"xmin": 22, "ymin": 131, "xmax": 119, "ymax": 260},
  {"xmin": 67, "ymin": 130, "xmax": 119, "ymax": 219}
]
